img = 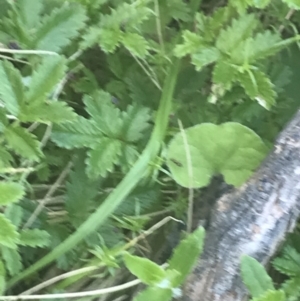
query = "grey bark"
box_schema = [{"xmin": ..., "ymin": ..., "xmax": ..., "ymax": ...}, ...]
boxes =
[{"xmin": 183, "ymin": 110, "xmax": 300, "ymax": 301}]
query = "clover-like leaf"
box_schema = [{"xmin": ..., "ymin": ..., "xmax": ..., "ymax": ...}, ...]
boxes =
[{"xmin": 166, "ymin": 123, "xmax": 267, "ymax": 188}]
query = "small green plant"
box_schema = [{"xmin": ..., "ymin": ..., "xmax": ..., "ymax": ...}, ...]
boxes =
[
  {"xmin": 124, "ymin": 227, "xmax": 205, "ymax": 301},
  {"xmin": 0, "ymin": 0, "xmax": 300, "ymax": 299},
  {"xmin": 241, "ymin": 244, "xmax": 300, "ymax": 301}
]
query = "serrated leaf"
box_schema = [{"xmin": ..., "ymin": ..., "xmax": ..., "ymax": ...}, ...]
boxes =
[
  {"xmin": 166, "ymin": 123, "xmax": 267, "ymax": 188},
  {"xmin": 98, "ymin": 28, "xmax": 122, "ymax": 53},
  {"xmin": 174, "ymin": 30, "xmax": 204, "ymax": 57},
  {"xmin": 124, "ymin": 252, "xmax": 167, "ymax": 285},
  {"xmin": 83, "ymin": 92, "xmax": 122, "ymax": 137},
  {"xmin": 272, "ymin": 246, "xmax": 300, "ymax": 276},
  {"xmin": 0, "ymin": 60, "xmax": 24, "ymax": 116},
  {"xmin": 51, "ymin": 116, "xmax": 100, "ymax": 149},
  {"xmin": 33, "ymin": 4, "xmax": 87, "ymax": 52},
  {"xmin": 19, "ymin": 229, "xmax": 51, "ymax": 247},
  {"xmin": 133, "ymin": 287, "xmax": 173, "ymax": 301},
  {"xmin": 239, "ymin": 69, "xmax": 276, "ymax": 109},
  {"xmin": 0, "ymin": 214, "xmax": 19, "ymax": 248},
  {"xmin": 1, "ymin": 246, "xmax": 22, "ymax": 276},
  {"xmin": 0, "ymin": 260, "xmax": 5, "ymax": 295},
  {"xmin": 213, "ymin": 61, "xmax": 237, "ymax": 89},
  {"xmin": 86, "ymin": 138, "xmax": 122, "ymax": 178},
  {"xmin": 66, "ymin": 155, "xmax": 98, "ymax": 227},
  {"xmin": 26, "ymin": 56, "xmax": 66, "ymax": 105},
  {"xmin": 20, "ymin": 101, "xmax": 76, "ymax": 124},
  {"xmin": 17, "ymin": 0, "xmax": 43, "ymax": 29},
  {"xmin": 0, "ymin": 182, "xmax": 24, "ymax": 205},
  {"xmin": 121, "ymin": 105, "xmax": 151, "ymax": 142},
  {"xmin": 167, "ymin": 0, "xmax": 190, "ymax": 21},
  {"xmin": 0, "ymin": 108, "xmax": 8, "ymax": 132},
  {"xmin": 0, "ymin": 148, "xmax": 13, "ymax": 169},
  {"xmin": 241, "ymin": 255, "xmax": 274, "ymax": 298},
  {"xmin": 4, "ymin": 125, "xmax": 42, "ymax": 161},
  {"xmin": 251, "ymin": 290, "xmax": 285, "ymax": 301},
  {"xmin": 121, "ymin": 32, "xmax": 149, "ymax": 58},
  {"xmin": 216, "ymin": 14, "xmax": 257, "ymax": 54},
  {"xmin": 231, "ymin": 31, "xmax": 281, "ymax": 65},
  {"xmin": 168, "ymin": 227, "xmax": 205, "ymax": 286},
  {"xmin": 4, "ymin": 204, "xmax": 23, "ymax": 228},
  {"xmin": 191, "ymin": 47, "xmax": 220, "ymax": 71},
  {"xmin": 281, "ymin": 276, "xmax": 300, "ymax": 298}
]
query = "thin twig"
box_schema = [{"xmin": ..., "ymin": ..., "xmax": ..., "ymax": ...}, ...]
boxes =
[
  {"xmin": 178, "ymin": 119, "xmax": 194, "ymax": 233},
  {"xmin": 0, "ymin": 279, "xmax": 141, "ymax": 300},
  {"xmin": 0, "ymin": 54, "xmax": 29, "ymax": 64},
  {"xmin": 23, "ymin": 161, "xmax": 73, "ymax": 229},
  {"xmin": 131, "ymin": 54, "xmax": 161, "ymax": 90},
  {"xmin": 279, "ymin": 8, "xmax": 295, "ymax": 33},
  {"xmin": 0, "ymin": 48, "xmax": 58, "ymax": 56},
  {"xmin": 123, "ymin": 216, "xmax": 183, "ymax": 250},
  {"xmin": 20, "ymin": 266, "xmax": 99, "ymax": 296}
]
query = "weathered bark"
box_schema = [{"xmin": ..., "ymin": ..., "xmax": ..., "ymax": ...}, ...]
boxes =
[{"xmin": 183, "ymin": 110, "xmax": 300, "ymax": 301}]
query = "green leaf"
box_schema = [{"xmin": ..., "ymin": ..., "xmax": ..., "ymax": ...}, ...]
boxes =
[
  {"xmin": 20, "ymin": 101, "xmax": 77, "ymax": 124},
  {"xmin": 168, "ymin": 227, "xmax": 205, "ymax": 286},
  {"xmin": 121, "ymin": 32, "xmax": 149, "ymax": 58},
  {"xmin": 281, "ymin": 276, "xmax": 300, "ymax": 299},
  {"xmin": 241, "ymin": 255, "xmax": 274, "ymax": 298},
  {"xmin": 213, "ymin": 61, "xmax": 237, "ymax": 89},
  {"xmin": 231, "ymin": 31, "xmax": 281, "ymax": 65},
  {"xmin": 26, "ymin": 56, "xmax": 66, "ymax": 105},
  {"xmin": 4, "ymin": 204, "xmax": 23, "ymax": 228},
  {"xmin": 282, "ymin": 0, "xmax": 300, "ymax": 9},
  {"xmin": 124, "ymin": 252, "xmax": 167, "ymax": 285},
  {"xmin": 33, "ymin": 4, "xmax": 87, "ymax": 52},
  {"xmin": 121, "ymin": 105, "xmax": 151, "ymax": 142},
  {"xmin": 86, "ymin": 138, "xmax": 122, "ymax": 178},
  {"xmin": 66, "ymin": 155, "xmax": 98, "ymax": 227},
  {"xmin": 238, "ymin": 69, "xmax": 276, "ymax": 109},
  {"xmin": 0, "ymin": 108, "xmax": 8, "ymax": 132},
  {"xmin": 0, "ymin": 260, "xmax": 5, "ymax": 295},
  {"xmin": 174, "ymin": 30, "xmax": 204, "ymax": 57},
  {"xmin": 251, "ymin": 290, "xmax": 285, "ymax": 301},
  {"xmin": 4, "ymin": 126, "xmax": 42, "ymax": 161},
  {"xmin": 16, "ymin": 0, "xmax": 43, "ymax": 29},
  {"xmin": 165, "ymin": 0, "xmax": 191, "ymax": 22},
  {"xmin": 51, "ymin": 116, "xmax": 100, "ymax": 149},
  {"xmin": 0, "ymin": 60, "xmax": 24, "ymax": 116},
  {"xmin": 83, "ymin": 92, "xmax": 122, "ymax": 137},
  {"xmin": 216, "ymin": 14, "xmax": 257, "ymax": 54},
  {"xmin": 0, "ymin": 182, "xmax": 24, "ymax": 205},
  {"xmin": 191, "ymin": 47, "xmax": 220, "ymax": 71},
  {"xmin": 272, "ymin": 246, "xmax": 300, "ymax": 276},
  {"xmin": 1, "ymin": 246, "xmax": 22, "ymax": 276},
  {"xmin": 98, "ymin": 28, "xmax": 122, "ymax": 53},
  {"xmin": 133, "ymin": 287, "xmax": 173, "ymax": 301},
  {"xmin": 0, "ymin": 148, "xmax": 13, "ymax": 169},
  {"xmin": 19, "ymin": 229, "xmax": 51, "ymax": 247},
  {"xmin": 0, "ymin": 214, "xmax": 19, "ymax": 248},
  {"xmin": 166, "ymin": 123, "xmax": 267, "ymax": 188}
]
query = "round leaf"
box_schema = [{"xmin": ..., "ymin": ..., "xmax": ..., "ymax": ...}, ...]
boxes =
[{"xmin": 166, "ymin": 123, "xmax": 267, "ymax": 188}]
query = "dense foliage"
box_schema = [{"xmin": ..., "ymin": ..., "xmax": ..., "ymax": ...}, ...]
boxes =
[{"xmin": 0, "ymin": 0, "xmax": 300, "ymax": 300}]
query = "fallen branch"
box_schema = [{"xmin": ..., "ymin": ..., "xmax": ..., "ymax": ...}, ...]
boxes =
[{"xmin": 183, "ymin": 110, "xmax": 300, "ymax": 301}]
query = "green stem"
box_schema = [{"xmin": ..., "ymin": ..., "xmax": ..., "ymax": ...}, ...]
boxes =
[{"xmin": 6, "ymin": 58, "xmax": 181, "ymax": 290}]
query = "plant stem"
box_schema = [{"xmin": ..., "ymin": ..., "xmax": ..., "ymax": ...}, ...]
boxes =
[{"xmin": 6, "ymin": 58, "xmax": 181, "ymax": 290}]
